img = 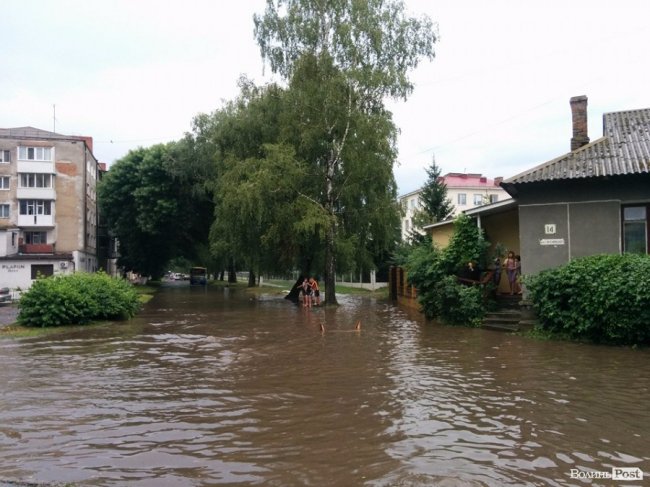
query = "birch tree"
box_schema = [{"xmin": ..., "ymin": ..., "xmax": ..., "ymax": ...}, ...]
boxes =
[{"xmin": 254, "ymin": 0, "xmax": 436, "ymax": 303}]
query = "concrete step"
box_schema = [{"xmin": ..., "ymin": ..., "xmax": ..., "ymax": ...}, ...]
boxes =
[
  {"xmin": 481, "ymin": 322, "xmax": 520, "ymax": 332},
  {"xmin": 494, "ymin": 294, "xmax": 523, "ymax": 309},
  {"xmin": 482, "ymin": 310, "xmax": 521, "ymax": 332}
]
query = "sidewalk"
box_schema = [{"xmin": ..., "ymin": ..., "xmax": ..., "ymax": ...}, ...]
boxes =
[{"xmin": 0, "ymin": 304, "xmax": 19, "ymax": 327}]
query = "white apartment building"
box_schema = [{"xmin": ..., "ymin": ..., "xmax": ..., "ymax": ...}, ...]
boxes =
[
  {"xmin": 0, "ymin": 127, "xmax": 100, "ymax": 289},
  {"xmin": 398, "ymin": 173, "xmax": 509, "ymax": 240}
]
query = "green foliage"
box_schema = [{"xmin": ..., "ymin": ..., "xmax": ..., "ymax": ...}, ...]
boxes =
[
  {"xmin": 18, "ymin": 272, "xmax": 140, "ymax": 327},
  {"xmin": 98, "ymin": 143, "xmax": 213, "ymax": 279},
  {"xmin": 254, "ymin": 0, "xmax": 436, "ymax": 303},
  {"xmin": 526, "ymin": 254, "xmax": 650, "ymax": 345},
  {"xmin": 412, "ymin": 155, "xmax": 453, "ymax": 229},
  {"xmin": 442, "ymin": 214, "xmax": 491, "ymax": 272},
  {"xmin": 405, "ymin": 215, "xmax": 490, "ymax": 324},
  {"xmin": 254, "ymin": 0, "xmax": 437, "ymax": 101}
]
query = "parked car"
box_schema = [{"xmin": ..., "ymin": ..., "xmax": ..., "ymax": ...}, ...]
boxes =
[{"xmin": 0, "ymin": 287, "xmax": 12, "ymax": 305}]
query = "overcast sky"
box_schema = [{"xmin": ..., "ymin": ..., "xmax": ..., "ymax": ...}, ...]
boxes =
[{"xmin": 2, "ymin": 0, "xmax": 649, "ymax": 195}]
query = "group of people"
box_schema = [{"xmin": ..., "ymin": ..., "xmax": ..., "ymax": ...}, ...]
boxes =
[
  {"xmin": 296, "ymin": 277, "xmax": 321, "ymax": 308},
  {"xmin": 462, "ymin": 250, "xmax": 522, "ymax": 295}
]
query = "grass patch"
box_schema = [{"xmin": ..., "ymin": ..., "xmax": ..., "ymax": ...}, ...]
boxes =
[
  {"xmin": 133, "ymin": 284, "xmax": 158, "ymax": 304},
  {"xmin": 0, "ymin": 321, "xmax": 107, "ymax": 339}
]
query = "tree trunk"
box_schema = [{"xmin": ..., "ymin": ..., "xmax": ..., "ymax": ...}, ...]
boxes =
[
  {"xmin": 323, "ymin": 151, "xmax": 339, "ymax": 305},
  {"xmin": 324, "ymin": 220, "xmax": 337, "ymax": 304},
  {"xmin": 228, "ymin": 258, "xmax": 237, "ymax": 283},
  {"xmin": 248, "ymin": 269, "xmax": 256, "ymax": 287}
]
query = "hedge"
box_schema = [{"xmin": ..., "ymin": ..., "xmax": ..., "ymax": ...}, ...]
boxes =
[
  {"xmin": 18, "ymin": 272, "xmax": 141, "ymax": 327},
  {"xmin": 526, "ymin": 254, "xmax": 650, "ymax": 345}
]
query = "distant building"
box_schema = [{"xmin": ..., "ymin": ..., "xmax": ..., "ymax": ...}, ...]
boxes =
[
  {"xmin": 398, "ymin": 173, "xmax": 508, "ymax": 240},
  {"xmin": 0, "ymin": 127, "xmax": 102, "ymax": 289}
]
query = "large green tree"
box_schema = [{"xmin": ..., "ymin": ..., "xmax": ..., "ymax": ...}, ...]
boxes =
[
  {"xmin": 98, "ymin": 143, "xmax": 214, "ymax": 278},
  {"xmin": 192, "ymin": 80, "xmax": 306, "ymax": 284},
  {"xmin": 99, "ymin": 145, "xmax": 179, "ymax": 278},
  {"xmin": 254, "ymin": 0, "xmax": 437, "ymax": 304}
]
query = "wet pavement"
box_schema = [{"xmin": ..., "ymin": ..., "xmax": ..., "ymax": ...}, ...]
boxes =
[{"xmin": 0, "ymin": 285, "xmax": 649, "ymax": 486}]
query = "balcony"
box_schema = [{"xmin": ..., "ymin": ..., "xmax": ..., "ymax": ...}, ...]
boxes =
[
  {"xmin": 19, "ymin": 243, "xmax": 55, "ymax": 254},
  {"xmin": 17, "ymin": 160, "xmax": 55, "ymax": 174},
  {"xmin": 16, "ymin": 187, "xmax": 56, "ymax": 200},
  {"xmin": 18, "ymin": 214, "xmax": 55, "ymax": 227}
]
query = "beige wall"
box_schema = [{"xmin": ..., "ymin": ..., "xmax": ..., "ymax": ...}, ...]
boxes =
[
  {"xmin": 54, "ymin": 140, "xmax": 85, "ymax": 253},
  {"xmin": 428, "ymin": 222, "xmax": 455, "ymax": 248}
]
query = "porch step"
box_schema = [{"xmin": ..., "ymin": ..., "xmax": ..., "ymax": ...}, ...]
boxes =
[
  {"xmin": 482, "ymin": 310, "xmax": 521, "ymax": 332},
  {"xmin": 494, "ymin": 294, "xmax": 523, "ymax": 310}
]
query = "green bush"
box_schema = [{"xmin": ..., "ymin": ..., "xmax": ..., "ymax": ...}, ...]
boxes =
[
  {"xmin": 405, "ymin": 214, "xmax": 489, "ymax": 325},
  {"xmin": 526, "ymin": 254, "xmax": 650, "ymax": 345},
  {"xmin": 18, "ymin": 272, "xmax": 140, "ymax": 327}
]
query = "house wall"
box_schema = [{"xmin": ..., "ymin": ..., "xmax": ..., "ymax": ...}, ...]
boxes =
[{"xmin": 515, "ymin": 175, "xmax": 650, "ymax": 276}]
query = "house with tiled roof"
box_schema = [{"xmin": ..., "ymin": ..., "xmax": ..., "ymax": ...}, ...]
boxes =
[
  {"xmin": 422, "ymin": 96, "xmax": 650, "ymax": 293},
  {"xmin": 501, "ymin": 96, "xmax": 650, "ymax": 276}
]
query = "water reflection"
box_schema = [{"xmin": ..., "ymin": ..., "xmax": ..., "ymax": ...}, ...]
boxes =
[{"xmin": 0, "ymin": 284, "xmax": 648, "ymax": 486}]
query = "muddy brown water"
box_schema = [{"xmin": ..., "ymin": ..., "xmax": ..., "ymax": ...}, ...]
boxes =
[{"xmin": 0, "ymin": 284, "xmax": 648, "ymax": 486}]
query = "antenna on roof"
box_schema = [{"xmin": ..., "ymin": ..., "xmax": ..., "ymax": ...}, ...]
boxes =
[{"xmin": 53, "ymin": 104, "xmax": 56, "ymax": 133}]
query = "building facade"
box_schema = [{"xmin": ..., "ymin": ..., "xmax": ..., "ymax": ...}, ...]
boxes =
[
  {"xmin": 501, "ymin": 96, "xmax": 650, "ymax": 276},
  {"xmin": 425, "ymin": 96, "xmax": 650, "ymax": 284},
  {"xmin": 0, "ymin": 127, "xmax": 100, "ymax": 289},
  {"xmin": 398, "ymin": 173, "xmax": 508, "ymax": 240}
]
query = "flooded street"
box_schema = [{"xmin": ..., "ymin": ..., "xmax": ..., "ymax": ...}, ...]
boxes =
[{"xmin": 0, "ymin": 285, "xmax": 648, "ymax": 486}]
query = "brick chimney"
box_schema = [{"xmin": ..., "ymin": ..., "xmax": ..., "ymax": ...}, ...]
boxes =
[{"xmin": 570, "ymin": 95, "xmax": 589, "ymax": 151}]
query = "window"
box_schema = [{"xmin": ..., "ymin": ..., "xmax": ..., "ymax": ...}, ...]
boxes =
[
  {"xmin": 623, "ymin": 205, "xmax": 648, "ymax": 254},
  {"xmin": 473, "ymin": 194, "xmax": 484, "ymax": 205},
  {"xmin": 0, "ymin": 204, "xmax": 9, "ymax": 218},
  {"xmin": 18, "ymin": 146, "xmax": 52, "ymax": 161},
  {"xmin": 19, "ymin": 200, "xmax": 52, "ymax": 215},
  {"xmin": 19, "ymin": 173, "xmax": 53, "ymax": 188},
  {"xmin": 489, "ymin": 194, "xmax": 499, "ymax": 203},
  {"xmin": 410, "ymin": 199, "xmax": 416, "ymax": 209},
  {"xmin": 31, "ymin": 264, "xmax": 54, "ymax": 279},
  {"xmin": 0, "ymin": 176, "xmax": 9, "ymax": 190},
  {"xmin": 24, "ymin": 231, "xmax": 47, "ymax": 244},
  {"xmin": 0, "ymin": 150, "xmax": 10, "ymax": 163},
  {"xmin": 457, "ymin": 193, "xmax": 467, "ymax": 205}
]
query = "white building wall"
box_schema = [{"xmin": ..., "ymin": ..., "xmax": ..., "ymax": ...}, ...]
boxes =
[
  {"xmin": 398, "ymin": 175, "xmax": 509, "ymax": 241},
  {"xmin": 0, "ymin": 258, "xmax": 74, "ymax": 290}
]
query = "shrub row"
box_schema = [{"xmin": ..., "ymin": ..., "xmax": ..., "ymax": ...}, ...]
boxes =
[
  {"xmin": 526, "ymin": 254, "xmax": 650, "ymax": 345},
  {"xmin": 18, "ymin": 272, "xmax": 140, "ymax": 327}
]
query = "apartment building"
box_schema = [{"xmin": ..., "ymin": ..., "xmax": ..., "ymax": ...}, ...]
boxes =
[
  {"xmin": 0, "ymin": 127, "xmax": 100, "ymax": 289},
  {"xmin": 398, "ymin": 172, "xmax": 509, "ymax": 240}
]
